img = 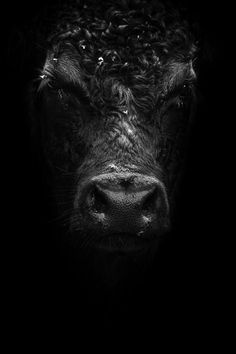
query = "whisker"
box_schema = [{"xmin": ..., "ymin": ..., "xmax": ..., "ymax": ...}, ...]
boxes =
[{"xmin": 47, "ymin": 209, "xmax": 75, "ymax": 224}]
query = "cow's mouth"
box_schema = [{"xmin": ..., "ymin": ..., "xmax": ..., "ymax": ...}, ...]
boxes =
[{"xmin": 92, "ymin": 232, "xmax": 158, "ymax": 254}]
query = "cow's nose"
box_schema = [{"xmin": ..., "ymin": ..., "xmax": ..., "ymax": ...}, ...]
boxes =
[{"xmin": 79, "ymin": 173, "xmax": 169, "ymax": 235}]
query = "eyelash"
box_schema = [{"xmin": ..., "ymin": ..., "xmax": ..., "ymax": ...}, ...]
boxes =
[{"xmin": 174, "ymin": 95, "xmax": 187, "ymax": 108}]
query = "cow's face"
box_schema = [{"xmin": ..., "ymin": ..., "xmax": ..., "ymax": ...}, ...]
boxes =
[{"xmin": 32, "ymin": 1, "xmax": 197, "ymax": 256}]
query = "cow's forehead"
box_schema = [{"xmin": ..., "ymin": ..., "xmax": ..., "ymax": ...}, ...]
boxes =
[
  {"xmin": 48, "ymin": 0, "xmax": 196, "ymax": 69},
  {"xmin": 38, "ymin": 0, "xmax": 197, "ymax": 110}
]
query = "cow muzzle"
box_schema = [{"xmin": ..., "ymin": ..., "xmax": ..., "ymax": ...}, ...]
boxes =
[{"xmin": 75, "ymin": 173, "xmax": 170, "ymax": 251}]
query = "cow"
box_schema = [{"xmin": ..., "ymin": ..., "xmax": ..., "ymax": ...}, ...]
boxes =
[{"xmin": 30, "ymin": 0, "xmax": 198, "ymax": 288}]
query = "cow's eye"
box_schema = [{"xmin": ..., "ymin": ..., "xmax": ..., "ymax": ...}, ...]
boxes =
[
  {"xmin": 176, "ymin": 84, "xmax": 192, "ymax": 107},
  {"xmin": 163, "ymin": 83, "xmax": 193, "ymax": 114},
  {"xmin": 160, "ymin": 82, "xmax": 193, "ymax": 112},
  {"xmin": 159, "ymin": 83, "xmax": 194, "ymax": 133}
]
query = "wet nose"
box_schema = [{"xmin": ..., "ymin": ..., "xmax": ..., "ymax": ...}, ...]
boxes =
[{"xmin": 79, "ymin": 173, "xmax": 169, "ymax": 235}]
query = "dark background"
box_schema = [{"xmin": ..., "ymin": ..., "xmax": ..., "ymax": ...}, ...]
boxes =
[{"xmin": 4, "ymin": 0, "xmax": 232, "ymax": 346}]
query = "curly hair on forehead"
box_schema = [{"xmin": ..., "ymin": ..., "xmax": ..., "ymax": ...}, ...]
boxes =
[
  {"xmin": 52, "ymin": 2, "xmax": 195, "ymax": 60},
  {"xmin": 37, "ymin": 0, "xmax": 197, "ymax": 116}
]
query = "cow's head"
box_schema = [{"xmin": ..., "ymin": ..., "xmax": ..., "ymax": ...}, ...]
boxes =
[{"xmin": 31, "ymin": 0, "xmax": 197, "ymax": 261}]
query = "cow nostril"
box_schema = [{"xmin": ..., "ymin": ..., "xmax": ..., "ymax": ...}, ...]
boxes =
[
  {"xmin": 141, "ymin": 187, "xmax": 161, "ymax": 214},
  {"xmin": 79, "ymin": 174, "xmax": 170, "ymax": 238},
  {"xmin": 88, "ymin": 186, "xmax": 108, "ymax": 213}
]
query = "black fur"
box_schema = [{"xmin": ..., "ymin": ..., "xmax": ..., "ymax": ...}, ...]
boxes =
[{"xmin": 30, "ymin": 1, "xmax": 197, "ymax": 243}]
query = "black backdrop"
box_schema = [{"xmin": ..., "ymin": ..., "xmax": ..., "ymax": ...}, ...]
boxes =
[{"xmin": 4, "ymin": 0, "xmax": 232, "ymax": 347}]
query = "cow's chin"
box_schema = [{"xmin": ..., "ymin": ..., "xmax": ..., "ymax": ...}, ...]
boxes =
[{"xmin": 67, "ymin": 229, "xmax": 167, "ymax": 288}]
